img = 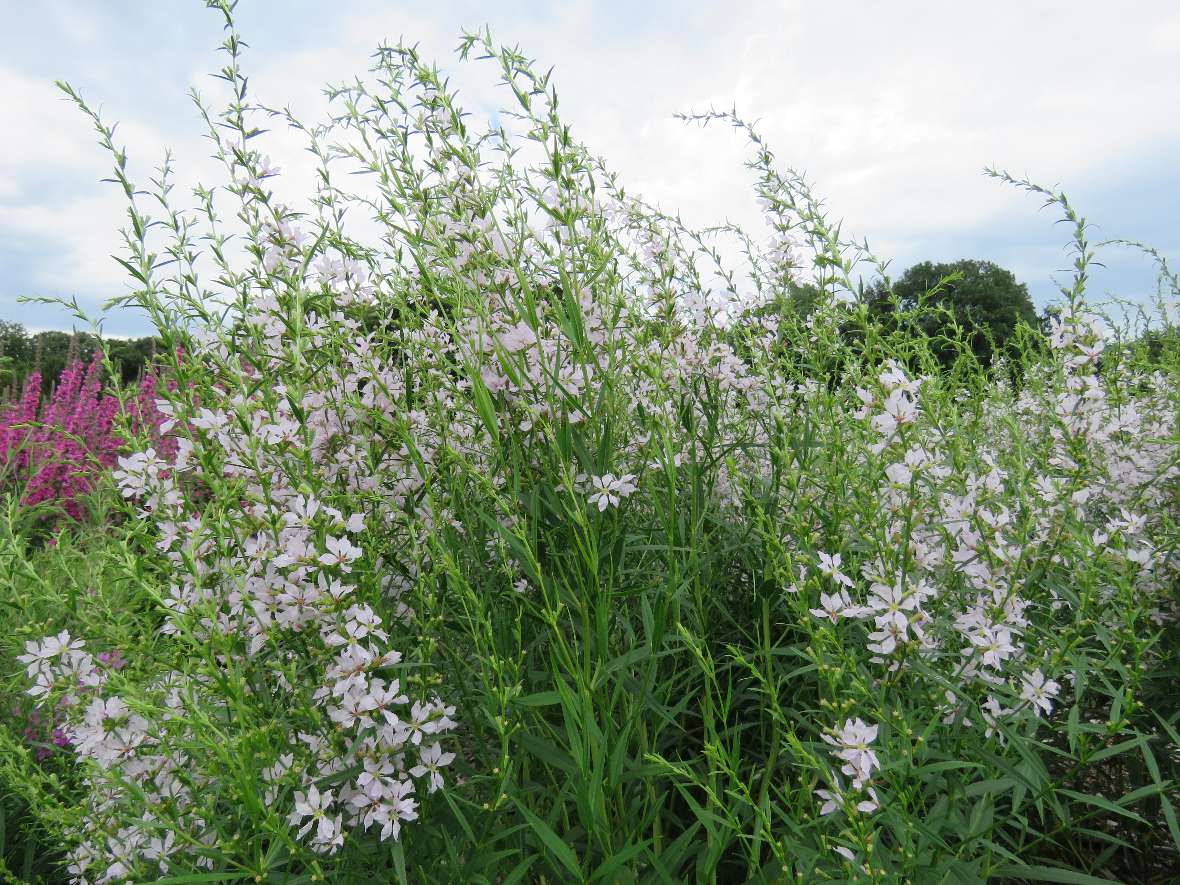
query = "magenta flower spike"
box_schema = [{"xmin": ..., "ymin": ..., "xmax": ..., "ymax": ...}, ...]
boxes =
[{"xmin": 1, "ymin": 351, "xmax": 169, "ymax": 522}]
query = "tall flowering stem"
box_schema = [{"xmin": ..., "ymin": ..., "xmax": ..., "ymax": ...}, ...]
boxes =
[
  {"xmin": 1, "ymin": 353, "xmax": 121, "ymax": 521},
  {"xmin": 8, "ymin": 4, "xmax": 1179, "ymax": 883}
]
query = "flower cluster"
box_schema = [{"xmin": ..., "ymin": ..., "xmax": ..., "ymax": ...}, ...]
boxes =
[
  {"xmin": 1, "ymin": 354, "xmax": 120, "ymax": 520},
  {"xmin": 816, "ymin": 718, "xmax": 881, "ymax": 819},
  {"xmin": 16, "ymin": 12, "xmax": 1180, "ymax": 882},
  {"xmin": 0, "ymin": 352, "xmax": 173, "ymax": 522}
]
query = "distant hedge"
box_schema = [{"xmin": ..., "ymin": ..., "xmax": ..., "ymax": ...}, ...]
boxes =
[{"xmin": 0, "ymin": 321, "xmax": 157, "ymax": 399}]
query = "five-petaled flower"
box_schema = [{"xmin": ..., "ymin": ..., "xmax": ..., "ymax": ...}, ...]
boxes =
[
  {"xmin": 816, "ymin": 551, "xmax": 854, "ymax": 588},
  {"xmin": 586, "ymin": 473, "xmax": 638, "ymax": 511},
  {"xmin": 1019, "ymin": 669, "xmax": 1061, "ymax": 717},
  {"xmin": 822, "ymin": 718, "xmax": 881, "ymax": 790},
  {"xmin": 319, "ymin": 536, "xmax": 363, "ymax": 572},
  {"xmin": 410, "ymin": 742, "xmax": 457, "ymax": 793}
]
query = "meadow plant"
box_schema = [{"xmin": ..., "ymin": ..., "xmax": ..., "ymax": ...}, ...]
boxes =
[
  {"xmin": 0, "ymin": 353, "xmax": 121, "ymax": 521},
  {"xmin": 5, "ymin": 2, "xmax": 1180, "ymax": 882},
  {"xmin": 0, "ymin": 352, "xmax": 172, "ymax": 526}
]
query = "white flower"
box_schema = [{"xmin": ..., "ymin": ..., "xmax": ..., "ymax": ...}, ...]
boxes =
[
  {"xmin": 481, "ymin": 366, "xmax": 510, "ymax": 393},
  {"xmin": 878, "ymin": 360, "xmax": 917, "ymax": 394},
  {"xmin": 27, "ymin": 670, "xmax": 59, "ymax": 700},
  {"xmin": 815, "ymin": 551, "xmax": 854, "ymax": 588},
  {"xmin": 143, "ymin": 830, "xmax": 176, "ymax": 870},
  {"xmin": 822, "ymin": 718, "xmax": 881, "ymax": 789},
  {"xmin": 867, "ymin": 618, "xmax": 907, "ymax": 656},
  {"xmin": 809, "ymin": 590, "xmax": 862, "ymax": 624},
  {"xmin": 816, "ymin": 788, "xmax": 842, "ymax": 816},
  {"xmin": 368, "ymin": 679, "xmax": 410, "ymax": 719},
  {"xmin": 112, "ymin": 449, "xmax": 168, "ymax": 498},
  {"xmin": 1019, "ymin": 669, "xmax": 1060, "ymax": 717},
  {"xmin": 871, "ymin": 388, "xmax": 919, "ymax": 437},
  {"xmin": 410, "ymin": 742, "xmax": 457, "ymax": 793},
  {"xmin": 17, "ymin": 630, "xmax": 83, "ymax": 679},
  {"xmin": 856, "ymin": 788, "xmax": 880, "ymax": 814},
  {"xmin": 376, "ymin": 781, "xmax": 419, "ymax": 841},
  {"xmin": 865, "ymin": 583, "xmax": 917, "ymax": 625},
  {"xmin": 311, "ymin": 814, "xmax": 344, "ymax": 854},
  {"xmin": 191, "ymin": 408, "xmax": 229, "ymax": 432},
  {"xmin": 970, "ymin": 626, "xmax": 1018, "ymax": 669},
  {"xmin": 586, "ymin": 473, "xmax": 638, "ymax": 511},
  {"xmin": 329, "ymin": 690, "xmax": 377, "ymax": 730},
  {"xmin": 981, "ymin": 695, "xmax": 1011, "ymax": 739},
  {"xmin": 289, "ymin": 785, "xmax": 342, "ymax": 851},
  {"xmin": 319, "ymin": 536, "xmax": 363, "ymax": 571},
  {"xmin": 497, "ymin": 321, "xmax": 537, "ymax": 353},
  {"xmin": 884, "ymin": 461, "xmax": 913, "ymax": 487}
]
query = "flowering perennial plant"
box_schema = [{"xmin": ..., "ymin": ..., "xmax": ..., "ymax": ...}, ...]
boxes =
[
  {"xmin": 0, "ymin": 353, "xmax": 121, "ymax": 521},
  {"xmin": 5, "ymin": 5, "xmax": 1180, "ymax": 882},
  {"xmin": 0, "ymin": 351, "xmax": 172, "ymax": 525}
]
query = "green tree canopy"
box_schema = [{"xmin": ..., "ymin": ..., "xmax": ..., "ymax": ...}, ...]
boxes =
[
  {"xmin": 0, "ymin": 321, "xmax": 159, "ymax": 399},
  {"xmin": 865, "ymin": 259, "xmax": 1041, "ymax": 370}
]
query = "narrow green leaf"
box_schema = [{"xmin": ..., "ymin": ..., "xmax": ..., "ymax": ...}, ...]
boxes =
[
  {"xmin": 590, "ymin": 838, "xmax": 649, "ymax": 882},
  {"xmin": 500, "ymin": 855, "xmax": 537, "ymax": 885},
  {"xmin": 989, "ymin": 864, "xmax": 1116, "ymax": 883},
  {"xmin": 515, "ymin": 690, "xmax": 561, "ymax": 707},
  {"xmin": 514, "ymin": 802, "xmax": 581, "ymax": 879},
  {"xmin": 1138, "ymin": 730, "xmax": 1180, "ymax": 853},
  {"xmin": 469, "ymin": 371, "xmax": 500, "ymax": 441},
  {"xmin": 513, "ymin": 733, "xmax": 575, "ymax": 775}
]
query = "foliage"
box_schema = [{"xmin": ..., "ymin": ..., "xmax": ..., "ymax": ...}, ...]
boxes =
[
  {"xmin": 1, "ymin": 4, "xmax": 1179, "ymax": 883},
  {"xmin": 0, "ymin": 507, "xmax": 160, "ymax": 884},
  {"xmin": 864, "ymin": 259, "xmax": 1042, "ymax": 372},
  {"xmin": 0, "ymin": 322, "xmax": 157, "ymax": 400}
]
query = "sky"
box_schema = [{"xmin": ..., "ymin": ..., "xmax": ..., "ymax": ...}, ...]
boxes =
[{"xmin": 3, "ymin": 1, "xmax": 1178, "ymax": 337}]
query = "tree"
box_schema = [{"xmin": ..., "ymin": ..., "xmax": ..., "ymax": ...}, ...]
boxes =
[
  {"xmin": 0, "ymin": 322, "xmax": 159, "ymax": 399},
  {"xmin": 865, "ymin": 259, "xmax": 1040, "ymax": 370}
]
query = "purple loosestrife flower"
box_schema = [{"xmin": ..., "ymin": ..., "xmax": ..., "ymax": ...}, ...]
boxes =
[
  {"xmin": 1, "ymin": 352, "xmax": 169, "ymax": 521},
  {"xmin": 97, "ymin": 650, "xmax": 127, "ymax": 671}
]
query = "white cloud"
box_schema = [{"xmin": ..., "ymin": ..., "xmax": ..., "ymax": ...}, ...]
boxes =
[
  {"xmin": 5, "ymin": 0, "xmax": 1179, "ymax": 332},
  {"xmin": 1, "ymin": 65, "xmax": 101, "ymax": 180}
]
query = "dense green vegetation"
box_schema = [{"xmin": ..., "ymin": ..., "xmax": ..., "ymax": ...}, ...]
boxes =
[
  {"xmin": 0, "ymin": 321, "xmax": 157, "ymax": 397},
  {"xmin": 863, "ymin": 259, "xmax": 1042, "ymax": 370},
  {"xmin": 2, "ymin": 4, "xmax": 1178, "ymax": 883}
]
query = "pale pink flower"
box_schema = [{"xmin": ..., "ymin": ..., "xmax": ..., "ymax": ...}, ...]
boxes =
[
  {"xmin": 586, "ymin": 473, "xmax": 638, "ymax": 511},
  {"xmin": 1020, "ymin": 669, "xmax": 1060, "ymax": 717},
  {"xmin": 815, "ymin": 551, "xmax": 854, "ymax": 588},
  {"xmin": 288, "ymin": 784, "xmax": 334, "ymax": 841},
  {"xmin": 809, "ymin": 590, "xmax": 861, "ymax": 624},
  {"xmin": 319, "ymin": 536, "xmax": 363, "ymax": 571},
  {"xmin": 410, "ymin": 742, "xmax": 457, "ymax": 793},
  {"xmin": 816, "ymin": 788, "xmax": 842, "ymax": 816},
  {"xmin": 822, "ymin": 718, "xmax": 880, "ymax": 789}
]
